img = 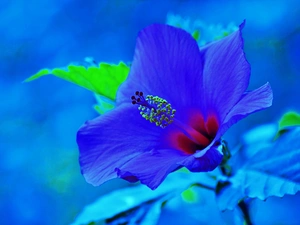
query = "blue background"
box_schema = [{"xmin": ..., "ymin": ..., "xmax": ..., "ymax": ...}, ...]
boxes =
[{"xmin": 1, "ymin": 0, "xmax": 300, "ymax": 224}]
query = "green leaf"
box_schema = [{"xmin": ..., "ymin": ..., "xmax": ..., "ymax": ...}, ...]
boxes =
[
  {"xmin": 278, "ymin": 111, "xmax": 300, "ymax": 131},
  {"xmin": 24, "ymin": 62, "xmax": 129, "ymax": 100},
  {"xmin": 192, "ymin": 30, "xmax": 200, "ymax": 41},
  {"xmin": 181, "ymin": 187, "xmax": 198, "ymax": 203},
  {"xmin": 217, "ymin": 128, "xmax": 300, "ymax": 211},
  {"xmin": 24, "ymin": 68, "xmax": 51, "ymax": 81}
]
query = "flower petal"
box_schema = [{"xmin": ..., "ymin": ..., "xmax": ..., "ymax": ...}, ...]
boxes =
[
  {"xmin": 200, "ymin": 21, "xmax": 250, "ymax": 121},
  {"xmin": 117, "ymin": 24, "xmax": 205, "ymax": 114},
  {"xmin": 218, "ymin": 82, "xmax": 273, "ymax": 138},
  {"xmin": 77, "ymin": 104, "xmax": 167, "ymax": 186},
  {"xmin": 116, "ymin": 149, "xmax": 186, "ymax": 190},
  {"xmin": 179, "ymin": 145, "xmax": 223, "ymax": 172}
]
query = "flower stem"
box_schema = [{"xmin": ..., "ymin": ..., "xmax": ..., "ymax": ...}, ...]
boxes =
[
  {"xmin": 238, "ymin": 200, "xmax": 252, "ymax": 225},
  {"xmin": 218, "ymin": 141, "xmax": 253, "ymax": 225},
  {"xmin": 192, "ymin": 182, "xmax": 215, "ymax": 191}
]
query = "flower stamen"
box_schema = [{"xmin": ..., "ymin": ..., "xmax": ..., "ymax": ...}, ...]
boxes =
[{"xmin": 131, "ymin": 91, "xmax": 176, "ymax": 128}]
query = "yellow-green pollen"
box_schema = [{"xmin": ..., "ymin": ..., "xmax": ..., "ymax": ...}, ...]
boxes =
[{"xmin": 131, "ymin": 91, "xmax": 176, "ymax": 128}]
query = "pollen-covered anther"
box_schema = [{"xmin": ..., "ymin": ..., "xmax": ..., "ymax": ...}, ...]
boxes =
[{"xmin": 131, "ymin": 92, "xmax": 176, "ymax": 128}]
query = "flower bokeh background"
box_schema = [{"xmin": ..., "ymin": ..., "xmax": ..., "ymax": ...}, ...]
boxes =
[{"xmin": 1, "ymin": 0, "xmax": 300, "ymax": 224}]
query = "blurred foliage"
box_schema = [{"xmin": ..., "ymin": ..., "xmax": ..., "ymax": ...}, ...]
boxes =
[
  {"xmin": 166, "ymin": 13, "xmax": 238, "ymax": 46},
  {"xmin": 217, "ymin": 127, "xmax": 300, "ymax": 211}
]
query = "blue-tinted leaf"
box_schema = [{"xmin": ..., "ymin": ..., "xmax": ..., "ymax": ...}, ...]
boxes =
[
  {"xmin": 229, "ymin": 123, "xmax": 278, "ymax": 171},
  {"xmin": 217, "ymin": 128, "xmax": 300, "ymax": 210},
  {"xmin": 71, "ymin": 171, "xmax": 203, "ymax": 225},
  {"xmin": 242, "ymin": 123, "xmax": 278, "ymax": 147},
  {"xmin": 106, "ymin": 194, "xmax": 169, "ymax": 225},
  {"xmin": 216, "ymin": 181, "xmax": 243, "ymax": 211}
]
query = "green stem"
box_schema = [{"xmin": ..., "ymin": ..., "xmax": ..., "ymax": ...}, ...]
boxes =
[
  {"xmin": 219, "ymin": 141, "xmax": 253, "ymax": 225},
  {"xmin": 238, "ymin": 200, "xmax": 252, "ymax": 225}
]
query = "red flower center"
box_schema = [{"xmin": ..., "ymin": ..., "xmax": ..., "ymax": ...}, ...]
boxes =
[{"xmin": 169, "ymin": 113, "xmax": 219, "ymax": 155}]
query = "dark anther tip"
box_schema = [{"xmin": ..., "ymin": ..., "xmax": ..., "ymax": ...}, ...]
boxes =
[
  {"xmin": 131, "ymin": 96, "xmax": 136, "ymax": 100},
  {"xmin": 135, "ymin": 91, "xmax": 139, "ymax": 95},
  {"xmin": 139, "ymin": 92, "xmax": 143, "ymax": 96},
  {"xmin": 132, "ymin": 100, "xmax": 136, "ymax": 104},
  {"xmin": 137, "ymin": 98, "xmax": 141, "ymax": 102}
]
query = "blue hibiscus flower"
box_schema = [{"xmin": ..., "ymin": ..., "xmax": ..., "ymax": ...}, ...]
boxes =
[{"xmin": 77, "ymin": 21, "xmax": 273, "ymax": 190}]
